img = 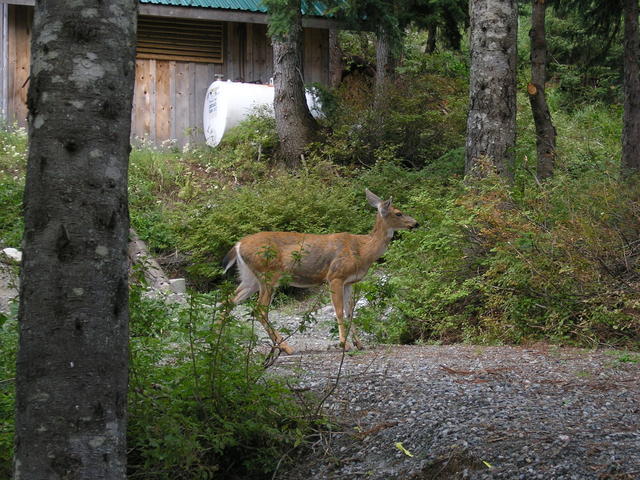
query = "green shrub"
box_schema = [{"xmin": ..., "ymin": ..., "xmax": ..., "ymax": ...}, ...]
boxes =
[
  {"xmin": 0, "ymin": 179, "xmax": 24, "ymax": 248},
  {"xmin": 374, "ymin": 165, "xmax": 640, "ymax": 348},
  {"xmin": 0, "ymin": 285, "xmax": 316, "ymax": 479},
  {"xmin": 128, "ymin": 148, "xmax": 187, "ymax": 253},
  {"xmin": 128, "ymin": 286, "xmax": 312, "ymax": 479},
  {"xmin": 0, "ymin": 126, "xmax": 27, "ymax": 248},
  {"xmin": 184, "ymin": 109, "xmax": 278, "ymax": 184},
  {"xmin": 320, "ymin": 68, "xmax": 467, "ymax": 169},
  {"xmin": 0, "ymin": 302, "xmax": 17, "ymax": 480}
]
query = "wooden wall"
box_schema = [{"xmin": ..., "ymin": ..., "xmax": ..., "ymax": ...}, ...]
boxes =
[
  {"xmin": 2, "ymin": 6, "xmax": 330, "ymax": 147},
  {"xmin": 3, "ymin": 4, "xmax": 30, "ymax": 127},
  {"xmin": 1, "ymin": 3, "xmax": 6, "ymax": 120}
]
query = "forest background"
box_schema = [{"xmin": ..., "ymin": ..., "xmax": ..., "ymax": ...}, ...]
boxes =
[{"xmin": 1, "ymin": 1, "xmax": 639, "ymax": 478}]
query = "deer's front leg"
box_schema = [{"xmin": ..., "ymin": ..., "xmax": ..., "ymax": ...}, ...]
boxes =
[
  {"xmin": 330, "ymin": 279, "xmax": 351, "ymax": 350},
  {"xmin": 257, "ymin": 283, "xmax": 293, "ymax": 355},
  {"xmin": 343, "ymin": 284, "xmax": 363, "ymax": 350}
]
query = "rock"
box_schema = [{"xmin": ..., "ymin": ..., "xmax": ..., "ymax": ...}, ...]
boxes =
[
  {"xmin": 169, "ymin": 278, "xmax": 186, "ymax": 294},
  {"xmin": 1, "ymin": 248, "xmax": 22, "ymax": 264}
]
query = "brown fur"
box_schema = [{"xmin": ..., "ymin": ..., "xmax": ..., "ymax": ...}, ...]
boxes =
[{"xmin": 223, "ymin": 190, "xmax": 418, "ymax": 354}]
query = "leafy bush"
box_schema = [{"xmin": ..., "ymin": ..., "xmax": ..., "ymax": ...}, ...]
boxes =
[
  {"xmin": 0, "ymin": 282, "xmax": 317, "ymax": 478},
  {"xmin": 545, "ymin": 6, "xmax": 624, "ymax": 108},
  {"xmin": 375, "ymin": 162, "xmax": 640, "ymax": 348},
  {"xmin": 0, "ymin": 301, "xmax": 17, "ymax": 480},
  {"xmin": 0, "ymin": 126, "xmax": 27, "ymax": 248},
  {"xmin": 184, "ymin": 109, "xmax": 278, "ymax": 184},
  {"xmin": 128, "ymin": 148, "xmax": 187, "ymax": 253},
  {"xmin": 128, "ymin": 286, "xmax": 313, "ymax": 479},
  {"xmin": 321, "ymin": 70, "xmax": 467, "ymax": 169}
]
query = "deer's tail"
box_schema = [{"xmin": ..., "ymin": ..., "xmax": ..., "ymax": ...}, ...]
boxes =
[{"xmin": 222, "ymin": 243, "xmax": 238, "ymax": 273}]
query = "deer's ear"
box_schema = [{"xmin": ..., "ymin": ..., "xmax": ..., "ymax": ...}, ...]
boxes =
[
  {"xmin": 379, "ymin": 198, "xmax": 392, "ymax": 216},
  {"xmin": 365, "ymin": 189, "xmax": 382, "ymax": 209}
]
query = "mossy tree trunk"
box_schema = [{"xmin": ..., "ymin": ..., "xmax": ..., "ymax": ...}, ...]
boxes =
[
  {"xmin": 14, "ymin": 0, "xmax": 137, "ymax": 478},
  {"xmin": 622, "ymin": 0, "xmax": 640, "ymax": 176},
  {"xmin": 528, "ymin": 0, "xmax": 556, "ymax": 181},
  {"xmin": 465, "ymin": 0, "xmax": 518, "ymax": 180}
]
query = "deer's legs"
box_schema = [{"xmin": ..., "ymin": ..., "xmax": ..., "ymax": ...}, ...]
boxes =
[
  {"xmin": 330, "ymin": 279, "xmax": 352, "ymax": 350},
  {"xmin": 232, "ymin": 283, "xmax": 259, "ymax": 304},
  {"xmin": 257, "ymin": 283, "xmax": 294, "ymax": 355},
  {"xmin": 343, "ymin": 284, "xmax": 363, "ymax": 350}
]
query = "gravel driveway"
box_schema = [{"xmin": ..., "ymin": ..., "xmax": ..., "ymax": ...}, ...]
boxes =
[{"xmin": 269, "ymin": 338, "xmax": 639, "ymax": 479}]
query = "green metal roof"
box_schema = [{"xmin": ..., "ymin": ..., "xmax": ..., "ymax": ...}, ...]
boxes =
[{"xmin": 139, "ymin": 0, "xmax": 327, "ymax": 17}]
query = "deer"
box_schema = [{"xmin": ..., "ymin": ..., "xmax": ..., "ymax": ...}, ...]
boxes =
[{"xmin": 222, "ymin": 189, "xmax": 419, "ymax": 354}]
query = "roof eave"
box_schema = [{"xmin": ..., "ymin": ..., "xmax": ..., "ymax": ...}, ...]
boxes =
[
  {"xmin": 139, "ymin": 3, "xmax": 338, "ymax": 28},
  {"xmin": 0, "ymin": 0, "xmax": 338, "ymax": 29}
]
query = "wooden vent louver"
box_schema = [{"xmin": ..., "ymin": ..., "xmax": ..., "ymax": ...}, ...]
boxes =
[{"xmin": 137, "ymin": 16, "xmax": 224, "ymax": 64}]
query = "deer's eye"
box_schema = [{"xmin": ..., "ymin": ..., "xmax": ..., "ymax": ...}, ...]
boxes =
[{"xmin": 395, "ymin": 212, "xmax": 402, "ymax": 217}]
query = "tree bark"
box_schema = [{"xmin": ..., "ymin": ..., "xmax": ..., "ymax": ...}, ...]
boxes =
[
  {"xmin": 465, "ymin": 0, "xmax": 518, "ymax": 179},
  {"xmin": 374, "ymin": 24, "xmax": 396, "ymax": 106},
  {"xmin": 425, "ymin": 23, "xmax": 437, "ymax": 54},
  {"xmin": 14, "ymin": 1, "xmax": 137, "ymax": 478},
  {"xmin": 329, "ymin": 28, "xmax": 343, "ymax": 88},
  {"xmin": 529, "ymin": 0, "xmax": 556, "ymax": 181},
  {"xmin": 622, "ymin": 0, "xmax": 640, "ymax": 175},
  {"xmin": 271, "ymin": 0, "xmax": 318, "ymax": 169}
]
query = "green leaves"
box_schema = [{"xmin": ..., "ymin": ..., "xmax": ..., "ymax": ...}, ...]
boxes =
[
  {"xmin": 128, "ymin": 288, "xmax": 313, "ymax": 478},
  {"xmin": 263, "ymin": 0, "xmax": 301, "ymax": 39}
]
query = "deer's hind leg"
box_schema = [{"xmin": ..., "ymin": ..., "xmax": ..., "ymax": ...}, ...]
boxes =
[{"xmin": 256, "ymin": 281, "xmax": 294, "ymax": 355}]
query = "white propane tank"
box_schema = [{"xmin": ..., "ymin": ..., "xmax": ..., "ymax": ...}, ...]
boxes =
[{"xmin": 203, "ymin": 80, "xmax": 322, "ymax": 147}]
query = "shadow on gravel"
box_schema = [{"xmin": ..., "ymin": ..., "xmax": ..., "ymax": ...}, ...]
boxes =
[{"xmin": 412, "ymin": 448, "xmax": 487, "ymax": 479}]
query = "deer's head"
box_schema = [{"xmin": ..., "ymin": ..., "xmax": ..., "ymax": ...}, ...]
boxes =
[{"xmin": 366, "ymin": 189, "xmax": 419, "ymax": 232}]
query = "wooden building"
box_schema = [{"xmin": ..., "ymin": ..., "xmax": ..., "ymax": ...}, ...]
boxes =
[{"xmin": 0, "ymin": 0, "xmax": 334, "ymax": 146}]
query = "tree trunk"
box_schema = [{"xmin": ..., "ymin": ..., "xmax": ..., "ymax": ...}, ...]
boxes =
[
  {"xmin": 272, "ymin": 0, "xmax": 318, "ymax": 169},
  {"xmin": 622, "ymin": 0, "xmax": 640, "ymax": 175},
  {"xmin": 329, "ymin": 28, "xmax": 343, "ymax": 88},
  {"xmin": 529, "ymin": 0, "xmax": 556, "ymax": 181},
  {"xmin": 374, "ymin": 24, "xmax": 396, "ymax": 106},
  {"xmin": 465, "ymin": 0, "xmax": 518, "ymax": 179},
  {"xmin": 425, "ymin": 23, "xmax": 437, "ymax": 53},
  {"xmin": 14, "ymin": 1, "xmax": 137, "ymax": 478}
]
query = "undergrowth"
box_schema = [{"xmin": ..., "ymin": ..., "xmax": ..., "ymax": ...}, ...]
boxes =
[
  {"xmin": 0, "ymin": 295, "xmax": 17, "ymax": 480},
  {"xmin": 127, "ymin": 281, "xmax": 316, "ymax": 479},
  {"xmin": 0, "ymin": 279, "xmax": 321, "ymax": 479},
  {"xmin": 0, "ymin": 126, "xmax": 26, "ymax": 249}
]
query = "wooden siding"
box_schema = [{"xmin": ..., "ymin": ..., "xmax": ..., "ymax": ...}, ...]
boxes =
[
  {"xmin": 5, "ymin": 4, "xmax": 29, "ymax": 126},
  {"xmin": 1, "ymin": 3, "xmax": 7, "ymax": 119},
  {"xmin": 2, "ymin": 6, "xmax": 330, "ymax": 147},
  {"xmin": 137, "ymin": 16, "xmax": 225, "ymax": 64}
]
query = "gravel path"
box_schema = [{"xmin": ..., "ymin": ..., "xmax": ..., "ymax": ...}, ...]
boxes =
[
  {"xmin": 0, "ymin": 262, "xmax": 18, "ymax": 314},
  {"xmin": 258, "ymin": 307, "xmax": 640, "ymax": 480}
]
